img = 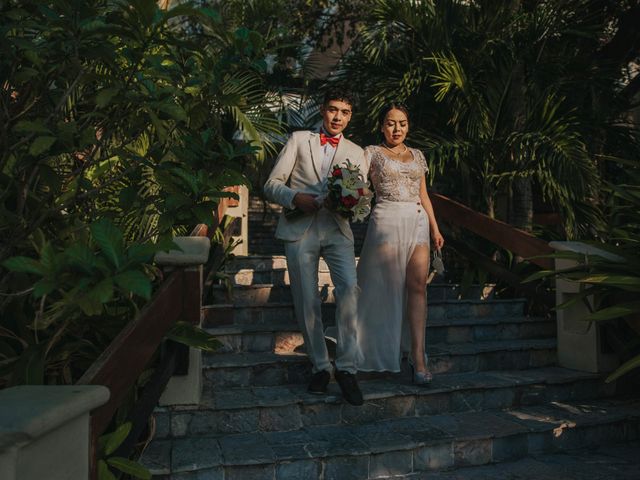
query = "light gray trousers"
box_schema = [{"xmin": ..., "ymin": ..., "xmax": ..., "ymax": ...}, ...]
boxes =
[{"xmin": 284, "ymin": 210, "xmax": 359, "ymax": 374}]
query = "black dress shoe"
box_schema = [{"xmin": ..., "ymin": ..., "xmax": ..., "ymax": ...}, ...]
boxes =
[
  {"xmin": 334, "ymin": 370, "xmax": 364, "ymax": 406},
  {"xmin": 308, "ymin": 370, "xmax": 330, "ymax": 394}
]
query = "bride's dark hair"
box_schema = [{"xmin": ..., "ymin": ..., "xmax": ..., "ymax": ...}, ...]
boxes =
[{"xmin": 377, "ymin": 102, "xmax": 410, "ymax": 127}]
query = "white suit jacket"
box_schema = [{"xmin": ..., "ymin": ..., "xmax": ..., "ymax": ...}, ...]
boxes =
[{"xmin": 264, "ymin": 130, "xmax": 368, "ymax": 242}]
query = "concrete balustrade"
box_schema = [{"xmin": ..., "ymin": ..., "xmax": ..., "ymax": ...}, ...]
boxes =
[
  {"xmin": 0, "ymin": 385, "xmax": 109, "ymax": 480},
  {"xmin": 155, "ymin": 237, "xmax": 211, "ymax": 407},
  {"xmin": 549, "ymin": 241, "xmax": 620, "ymax": 372}
]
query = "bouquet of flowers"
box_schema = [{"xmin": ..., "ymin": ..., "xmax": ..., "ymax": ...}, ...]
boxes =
[{"xmin": 324, "ymin": 160, "xmax": 373, "ymax": 222}]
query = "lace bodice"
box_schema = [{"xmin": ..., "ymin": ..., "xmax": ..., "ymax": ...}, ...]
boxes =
[{"xmin": 365, "ymin": 146, "xmax": 428, "ymax": 202}]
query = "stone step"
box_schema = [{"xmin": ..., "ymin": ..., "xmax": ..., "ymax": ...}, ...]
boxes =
[
  {"xmin": 223, "ymin": 255, "xmax": 454, "ymax": 289},
  {"xmin": 407, "ymin": 441, "xmax": 640, "ymax": 480},
  {"xmin": 211, "ymin": 283, "xmax": 494, "ymax": 304},
  {"xmin": 248, "ymin": 245, "xmax": 286, "ymax": 255},
  {"xmin": 202, "ymin": 299, "xmax": 526, "ymax": 328},
  {"xmin": 206, "ymin": 316, "xmax": 555, "ymax": 354},
  {"xmin": 141, "ymin": 397, "xmax": 640, "ymax": 478},
  {"xmin": 201, "ymin": 338, "xmax": 557, "ymax": 389},
  {"xmin": 152, "ymin": 368, "xmax": 612, "ymax": 439}
]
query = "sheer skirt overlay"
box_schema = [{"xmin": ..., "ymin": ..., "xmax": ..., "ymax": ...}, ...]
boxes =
[{"xmin": 356, "ymin": 200, "xmax": 430, "ymax": 372}]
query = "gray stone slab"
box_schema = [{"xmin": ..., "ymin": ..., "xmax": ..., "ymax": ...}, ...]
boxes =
[
  {"xmin": 154, "ymin": 411, "xmax": 171, "ymax": 439},
  {"xmin": 189, "ymin": 409, "xmax": 260, "ymax": 435},
  {"xmin": 259, "ymin": 404, "xmax": 302, "ymax": 431},
  {"xmin": 207, "ymin": 387, "xmax": 256, "ymax": 409},
  {"xmin": 414, "ymin": 442, "xmax": 454, "ymax": 471},
  {"xmin": 276, "ymin": 460, "xmax": 320, "ymax": 479},
  {"xmin": 453, "ymin": 438, "xmax": 492, "ymax": 466},
  {"xmin": 369, "ymin": 450, "xmax": 413, "ymax": 478},
  {"xmin": 427, "ymin": 410, "xmax": 527, "ymax": 440},
  {"xmin": 139, "ymin": 438, "xmax": 171, "ymax": 474},
  {"xmin": 171, "ymin": 468, "xmax": 224, "ymax": 479},
  {"xmin": 304, "ymin": 425, "xmax": 370, "ymax": 457},
  {"xmin": 224, "ymin": 464, "xmax": 275, "ymax": 480},
  {"xmin": 219, "ymin": 433, "xmax": 275, "ymax": 465},
  {"xmin": 492, "ymin": 432, "xmax": 528, "ymax": 461},
  {"xmin": 410, "ymin": 441, "xmax": 640, "ymax": 479},
  {"xmin": 172, "ymin": 437, "xmax": 222, "ymax": 473},
  {"xmin": 323, "ymin": 454, "xmax": 369, "ymax": 480}
]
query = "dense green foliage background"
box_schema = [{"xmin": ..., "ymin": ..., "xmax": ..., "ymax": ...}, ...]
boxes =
[
  {"xmin": 0, "ymin": 0, "xmax": 289, "ymax": 387},
  {"xmin": 1, "ymin": 0, "xmax": 639, "ymax": 391}
]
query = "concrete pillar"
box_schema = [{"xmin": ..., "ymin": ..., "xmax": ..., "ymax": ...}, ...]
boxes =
[
  {"xmin": 226, "ymin": 184, "xmax": 249, "ymax": 256},
  {"xmin": 549, "ymin": 241, "xmax": 620, "ymax": 373},
  {"xmin": 154, "ymin": 236, "xmax": 210, "ymax": 406},
  {"xmin": 0, "ymin": 385, "xmax": 109, "ymax": 480}
]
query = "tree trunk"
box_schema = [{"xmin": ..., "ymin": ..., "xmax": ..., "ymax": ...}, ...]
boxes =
[{"xmin": 511, "ymin": 176, "xmax": 533, "ymax": 231}]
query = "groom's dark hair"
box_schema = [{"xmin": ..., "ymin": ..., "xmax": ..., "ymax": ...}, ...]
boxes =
[{"xmin": 322, "ymin": 88, "xmax": 356, "ymax": 109}]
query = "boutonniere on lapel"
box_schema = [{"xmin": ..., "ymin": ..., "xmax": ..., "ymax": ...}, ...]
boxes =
[{"xmin": 324, "ymin": 160, "xmax": 373, "ymax": 222}]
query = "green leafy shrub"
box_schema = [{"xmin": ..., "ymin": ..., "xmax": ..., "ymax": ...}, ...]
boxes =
[{"xmin": 0, "ymin": 0, "xmax": 283, "ymax": 387}]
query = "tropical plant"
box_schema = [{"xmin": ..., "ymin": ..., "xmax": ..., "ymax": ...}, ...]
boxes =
[
  {"xmin": 97, "ymin": 422, "xmax": 151, "ymax": 480},
  {"xmin": 0, "ymin": 0, "xmax": 285, "ymax": 387},
  {"xmin": 334, "ymin": 0, "xmax": 639, "ymax": 239},
  {"xmin": 524, "ymin": 159, "xmax": 640, "ymax": 382}
]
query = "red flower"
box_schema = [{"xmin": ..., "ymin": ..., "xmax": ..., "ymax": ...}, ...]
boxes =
[
  {"xmin": 341, "ymin": 195, "xmax": 358, "ymax": 208},
  {"xmin": 332, "ymin": 168, "xmax": 342, "ymax": 178}
]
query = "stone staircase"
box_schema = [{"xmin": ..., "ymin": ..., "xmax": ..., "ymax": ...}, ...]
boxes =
[{"xmin": 143, "ymin": 196, "xmax": 640, "ymax": 479}]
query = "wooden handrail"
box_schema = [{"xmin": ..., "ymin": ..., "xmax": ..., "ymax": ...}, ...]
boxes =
[
  {"xmin": 77, "ymin": 270, "xmax": 186, "ymax": 435},
  {"xmin": 80, "ymin": 187, "xmax": 240, "ymax": 477},
  {"xmin": 430, "ymin": 193, "xmax": 554, "ymax": 270}
]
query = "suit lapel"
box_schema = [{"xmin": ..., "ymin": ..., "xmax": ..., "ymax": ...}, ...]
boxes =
[{"xmin": 308, "ymin": 132, "xmax": 323, "ymax": 182}]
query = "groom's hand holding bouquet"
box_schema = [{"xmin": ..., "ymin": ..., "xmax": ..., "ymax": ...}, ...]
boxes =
[
  {"xmin": 324, "ymin": 159, "xmax": 373, "ymax": 222},
  {"xmin": 285, "ymin": 160, "xmax": 372, "ymax": 222}
]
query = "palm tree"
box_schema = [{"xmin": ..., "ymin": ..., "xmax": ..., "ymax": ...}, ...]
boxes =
[{"xmin": 334, "ymin": 0, "xmax": 639, "ymax": 238}]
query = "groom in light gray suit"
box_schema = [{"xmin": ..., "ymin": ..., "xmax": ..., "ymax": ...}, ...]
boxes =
[{"xmin": 264, "ymin": 89, "xmax": 368, "ymax": 406}]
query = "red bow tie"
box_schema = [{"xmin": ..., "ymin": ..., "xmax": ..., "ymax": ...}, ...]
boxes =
[{"xmin": 320, "ymin": 133, "xmax": 340, "ymax": 147}]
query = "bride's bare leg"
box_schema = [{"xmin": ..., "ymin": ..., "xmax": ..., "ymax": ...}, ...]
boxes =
[{"xmin": 406, "ymin": 244, "xmax": 430, "ymax": 373}]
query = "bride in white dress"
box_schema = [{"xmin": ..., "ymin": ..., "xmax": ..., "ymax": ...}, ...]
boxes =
[{"xmin": 356, "ymin": 103, "xmax": 444, "ymax": 384}]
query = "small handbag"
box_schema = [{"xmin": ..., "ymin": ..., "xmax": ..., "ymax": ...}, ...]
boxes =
[{"xmin": 427, "ymin": 249, "xmax": 445, "ymax": 284}]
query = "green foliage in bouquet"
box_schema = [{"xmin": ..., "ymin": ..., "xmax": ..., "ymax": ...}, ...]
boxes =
[{"xmin": 326, "ymin": 160, "xmax": 372, "ymax": 222}]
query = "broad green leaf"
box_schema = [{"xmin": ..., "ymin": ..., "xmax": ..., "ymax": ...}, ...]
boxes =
[
  {"xmin": 96, "ymin": 87, "xmax": 121, "ymax": 107},
  {"xmin": 586, "ymin": 301, "xmax": 640, "ymax": 322},
  {"xmin": 606, "ymin": 353, "xmax": 640, "ymax": 383},
  {"xmin": 65, "ymin": 244, "xmax": 97, "ymax": 272},
  {"xmin": 97, "ymin": 460, "xmax": 117, "ymax": 480},
  {"xmin": 114, "ymin": 270, "xmax": 151, "ymax": 299},
  {"xmin": 33, "ymin": 278, "xmax": 57, "ymax": 298},
  {"xmin": 521, "ymin": 270, "xmax": 555, "ymax": 283},
  {"xmin": 106, "ymin": 457, "xmax": 151, "ymax": 479},
  {"xmin": 2, "ymin": 256, "xmax": 44, "ymax": 275},
  {"xmin": 126, "ymin": 244, "xmax": 159, "ymax": 264},
  {"xmin": 577, "ymin": 275, "xmax": 640, "ymax": 289},
  {"xmin": 77, "ymin": 278, "xmax": 113, "ymax": 315},
  {"xmin": 167, "ymin": 322, "xmax": 222, "ymax": 352},
  {"xmin": 91, "ymin": 219, "xmax": 123, "ymax": 269},
  {"xmin": 102, "ymin": 422, "xmax": 132, "ymax": 456},
  {"xmin": 29, "ymin": 136, "xmax": 56, "ymax": 156},
  {"xmin": 13, "ymin": 120, "xmax": 51, "ymax": 134},
  {"xmin": 147, "ymin": 109, "xmax": 167, "ymax": 143},
  {"xmin": 159, "ymin": 102, "xmax": 187, "ymax": 122},
  {"xmin": 91, "ymin": 278, "xmax": 114, "ymax": 303},
  {"xmin": 198, "ymin": 7, "xmax": 221, "ymax": 23}
]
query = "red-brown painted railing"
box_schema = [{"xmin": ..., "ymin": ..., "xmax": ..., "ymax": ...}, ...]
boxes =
[
  {"xmin": 79, "ymin": 191, "xmax": 238, "ymax": 477},
  {"xmin": 430, "ymin": 193, "xmax": 555, "ymax": 270}
]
